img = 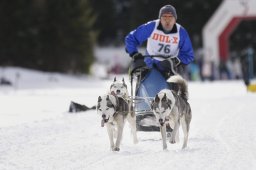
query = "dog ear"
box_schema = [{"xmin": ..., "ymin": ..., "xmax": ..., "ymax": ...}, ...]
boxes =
[
  {"xmin": 122, "ymin": 78, "xmax": 127, "ymax": 88},
  {"xmin": 155, "ymin": 94, "xmax": 160, "ymax": 103},
  {"xmin": 151, "ymin": 97, "xmax": 158, "ymax": 110},
  {"xmin": 107, "ymin": 95, "xmax": 118, "ymax": 110},
  {"xmin": 114, "ymin": 77, "xmax": 117, "ymax": 82},
  {"xmin": 162, "ymin": 93, "xmax": 167, "ymax": 102},
  {"xmin": 150, "ymin": 100, "xmax": 154, "ymax": 109},
  {"xmin": 98, "ymin": 96, "xmax": 102, "ymax": 102}
]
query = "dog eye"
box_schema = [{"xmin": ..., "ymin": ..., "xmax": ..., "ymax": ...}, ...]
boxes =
[
  {"xmin": 106, "ymin": 108, "xmax": 109, "ymax": 110},
  {"xmin": 98, "ymin": 108, "xmax": 102, "ymax": 111}
]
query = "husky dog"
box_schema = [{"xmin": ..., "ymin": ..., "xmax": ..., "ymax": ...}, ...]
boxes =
[
  {"xmin": 110, "ymin": 77, "xmax": 129, "ymax": 98},
  {"xmin": 151, "ymin": 75, "xmax": 192, "ymax": 150},
  {"xmin": 97, "ymin": 87, "xmax": 138, "ymax": 151},
  {"xmin": 109, "ymin": 77, "xmax": 134, "ymax": 118}
]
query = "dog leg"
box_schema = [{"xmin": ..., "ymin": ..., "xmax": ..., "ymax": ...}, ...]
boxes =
[
  {"xmin": 170, "ymin": 121, "xmax": 179, "ymax": 144},
  {"xmin": 114, "ymin": 118, "xmax": 125, "ymax": 151},
  {"xmin": 181, "ymin": 113, "xmax": 191, "ymax": 149},
  {"xmin": 127, "ymin": 113, "xmax": 138, "ymax": 144},
  {"xmin": 175, "ymin": 128, "xmax": 180, "ymax": 143},
  {"xmin": 181, "ymin": 117, "xmax": 188, "ymax": 149},
  {"xmin": 106, "ymin": 124, "xmax": 115, "ymax": 150},
  {"xmin": 160, "ymin": 125, "xmax": 167, "ymax": 150},
  {"xmin": 113, "ymin": 126, "xmax": 118, "ymax": 139}
]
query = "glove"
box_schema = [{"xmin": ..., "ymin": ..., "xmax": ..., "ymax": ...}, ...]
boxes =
[
  {"xmin": 157, "ymin": 57, "xmax": 181, "ymax": 71},
  {"xmin": 131, "ymin": 52, "xmax": 143, "ymax": 61},
  {"xmin": 158, "ymin": 60, "xmax": 171, "ymax": 72}
]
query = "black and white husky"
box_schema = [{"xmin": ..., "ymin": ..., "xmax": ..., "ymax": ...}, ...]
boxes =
[
  {"xmin": 151, "ymin": 75, "xmax": 192, "ymax": 150},
  {"xmin": 97, "ymin": 78, "xmax": 138, "ymax": 151}
]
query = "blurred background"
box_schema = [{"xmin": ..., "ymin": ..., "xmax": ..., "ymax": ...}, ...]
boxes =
[{"xmin": 0, "ymin": 0, "xmax": 255, "ymax": 82}]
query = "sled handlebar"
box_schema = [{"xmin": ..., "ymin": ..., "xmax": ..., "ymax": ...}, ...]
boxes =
[{"xmin": 129, "ymin": 55, "xmax": 180, "ymax": 76}]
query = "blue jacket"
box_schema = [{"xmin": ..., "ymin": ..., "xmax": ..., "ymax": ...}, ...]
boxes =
[{"xmin": 125, "ymin": 20, "xmax": 194, "ymax": 65}]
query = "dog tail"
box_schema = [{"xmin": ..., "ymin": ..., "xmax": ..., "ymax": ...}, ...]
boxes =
[{"xmin": 167, "ymin": 75, "xmax": 189, "ymax": 100}]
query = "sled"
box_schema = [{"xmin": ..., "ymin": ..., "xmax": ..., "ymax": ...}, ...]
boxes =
[{"xmin": 129, "ymin": 58, "xmax": 173, "ymax": 131}]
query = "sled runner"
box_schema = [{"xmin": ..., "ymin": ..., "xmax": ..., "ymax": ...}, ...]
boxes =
[{"xmin": 129, "ymin": 56, "xmax": 178, "ymax": 131}]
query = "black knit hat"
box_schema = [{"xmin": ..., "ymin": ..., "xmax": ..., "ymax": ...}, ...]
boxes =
[{"xmin": 159, "ymin": 5, "xmax": 177, "ymax": 20}]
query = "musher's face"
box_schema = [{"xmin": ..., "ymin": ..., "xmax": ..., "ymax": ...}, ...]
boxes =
[{"xmin": 160, "ymin": 13, "xmax": 176, "ymax": 31}]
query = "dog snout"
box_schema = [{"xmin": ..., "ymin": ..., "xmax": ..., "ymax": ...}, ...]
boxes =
[
  {"xmin": 102, "ymin": 114, "xmax": 109, "ymax": 123},
  {"xmin": 116, "ymin": 89, "xmax": 120, "ymax": 94},
  {"xmin": 159, "ymin": 118, "xmax": 164, "ymax": 126}
]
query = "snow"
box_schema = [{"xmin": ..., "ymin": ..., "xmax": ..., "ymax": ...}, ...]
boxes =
[{"xmin": 1, "ymin": 67, "xmax": 256, "ymax": 170}]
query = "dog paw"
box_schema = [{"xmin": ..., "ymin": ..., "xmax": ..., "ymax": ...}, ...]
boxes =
[
  {"xmin": 167, "ymin": 132, "xmax": 172, "ymax": 138},
  {"xmin": 169, "ymin": 139, "xmax": 176, "ymax": 144},
  {"xmin": 113, "ymin": 147, "xmax": 120, "ymax": 151},
  {"xmin": 182, "ymin": 144, "xmax": 187, "ymax": 149},
  {"xmin": 133, "ymin": 138, "xmax": 139, "ymax": 144}
]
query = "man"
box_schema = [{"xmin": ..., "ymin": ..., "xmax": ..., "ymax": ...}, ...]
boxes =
[{"xmin": 125, "ymin": 4, "xmax": 194, "ymax": 77}]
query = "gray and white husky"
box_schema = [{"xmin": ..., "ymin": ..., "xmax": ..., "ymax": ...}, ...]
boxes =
[
  {"xmin": 109, "ymin": 77, "xmax": 128, "ymax": 98},
  {"xmin": 97, "ymin": 78, "xmax": 138, "ymax": 151},
  {"xmin": 151, "ymin": 75, "xmax": 192, "ymax": 150}
]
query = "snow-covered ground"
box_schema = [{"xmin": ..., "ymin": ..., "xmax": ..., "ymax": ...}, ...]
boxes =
[{"xmin": 1, "ymin": 67, "xmax": 256, "ymax": 170}]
